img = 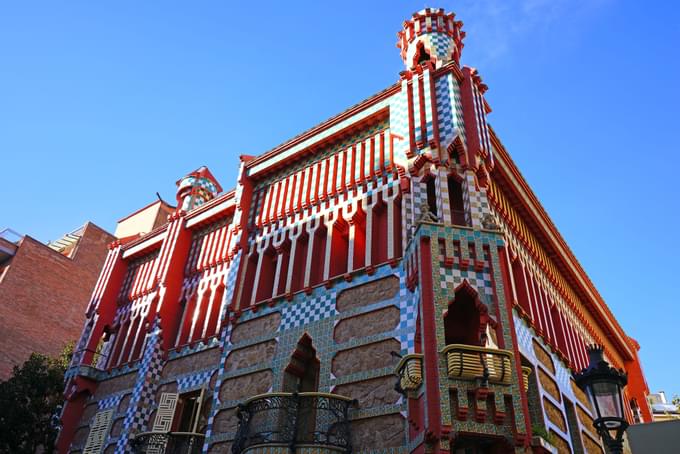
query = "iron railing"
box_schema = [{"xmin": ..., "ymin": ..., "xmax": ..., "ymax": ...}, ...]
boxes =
[
  {"xmin": 232, "ymin": 392, "xmax": 356, "ymax": 454},
  {"xmin": 131, "ymin": 431, "xmax": 205, "ymax": 454}
]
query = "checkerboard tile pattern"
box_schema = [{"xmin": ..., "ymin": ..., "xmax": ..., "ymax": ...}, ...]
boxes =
[
  {"xmin": 114, "ymin": 322, "xmax": 164, "ymax": 454},
  {"xmin": 204, "ymin": 264, "xmax": 414, "ymax": 451},
  {"xmin": 281, "ymin": 290, "xmax": 337, "ymax": 330},
  {"xmin": 390, "ymin": 85, "xmax": 409, "ymax": 149},
  {"xmin": 97, "ymin": 393, "xmax": 123, "ymax": 411},
  {"xmin": 514, "ymin": 314, "xmax": 535, "ymax": 359},
  {"xmin": 439, "ymin": 266, "xmax": 494, "ymax": 296},
  {"xmin": 435, "ymin": 74, "xmax": 456, "ymax": 150},
  {"xmin": 462, "ymin": 171, "xmax": 491, "ymax": 229},
  {"xmin": 399, "ymin": 284, "xmax": 419, "ymax": 353},
  {"xmin": 177, "ymin": 368, "xmax": 215, "ymax": 393},
  {"xmin": 430, "ymin": 32, "xmax": 455, "ymax": 60},
  {"xmin": 422, "ymin": 70, "xmax": 434, "ymax": 147},
  {"xmin": 411, "ymin": 76, "xmax": 422, "ymax": 148}
]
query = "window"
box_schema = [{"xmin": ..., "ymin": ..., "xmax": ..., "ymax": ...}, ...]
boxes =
[
  {"xmin": 83, "ymin": 409, "xmax": 114, "ymax": 454},
  {"xmin": 444, "ymin": 285, "xmax": 482, "ymax": 346},
  {"xmin": 152, "ymin": 388, "xmax": 208, "ymax": 434},
  {"xmin": 425, "ymin": 177, "xmax": 438, "ymax": 218},
  {"xmin": 447, "ymin": 176, "xmax": 466, "ymax": 225}
]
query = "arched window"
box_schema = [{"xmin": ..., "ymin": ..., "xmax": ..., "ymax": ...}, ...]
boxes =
[
  {"xmin": 283, "ymin": 334, "xmax": 319, "ymax": 393},
  {"xmin": 255, "ymin": 246, "xmax": 276, "ymax": 302},
  {"xmin": 447, "ymin": 175, "xmax": 466, "ymax": 225},
  {"xmin": 443, "ymin": 281, "xmax": 489, "ymax": 346},
  {"xmin": 282, "ymin": 335, "xmax": 321, "ymax": 443},
  {"xmin": 415, "ymin": 43, "xmax": 432, "ymax": 66},
  {"xmin": 425, "ymin": 177, "xmax": 438, "ymax": 218}
]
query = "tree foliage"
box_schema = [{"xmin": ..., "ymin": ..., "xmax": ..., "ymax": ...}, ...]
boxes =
[{"xmin": 0, "ymin": 343, "xmax": 73, "ymax": 454}]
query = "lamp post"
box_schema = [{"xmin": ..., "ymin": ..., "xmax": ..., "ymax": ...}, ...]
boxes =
[{"xmin": 575, "ymin": 345, "xmax": 629, "ymax": 454}]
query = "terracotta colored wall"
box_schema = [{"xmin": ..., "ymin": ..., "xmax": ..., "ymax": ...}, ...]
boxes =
[{"xmin": 0, "ymin": 223, "xmax": 114, "ymax": 378}]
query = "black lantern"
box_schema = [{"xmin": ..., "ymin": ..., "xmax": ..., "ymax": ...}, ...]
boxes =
[{"xmin": 575, "ymin": 345, "xmax": 629, "ymax": 454}]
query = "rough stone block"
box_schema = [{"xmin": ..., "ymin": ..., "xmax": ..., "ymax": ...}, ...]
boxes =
[
  {"xmin": 336, "ymin": 276, "xmax": 399, "ymax": 312},
  {"xmin": 332, "ymin": 339, "xmax": 400, "ymax": 377},
  {"xmin": 219, "ymin": 369, "xmax": 273, "ymax": 402},
  {"xmin": 230, "ymin": 312, "xmax": 281, "ymax": 344},
  {"xmin": 333, "ymin": 376, "xmax": 400, "ymax": 408},
  {"xmin": 224, "ymin": 340, "xmax": 277, "ymax": 372},
  {"xmin": 350, "ymin": 414, "xmax": 405, "ymax": 450},
  {"xmin": 333, "ymin": 306, "xmax": 399, "ymax": 344}
]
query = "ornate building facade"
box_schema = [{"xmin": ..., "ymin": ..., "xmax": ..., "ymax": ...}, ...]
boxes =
[{"xmin": 58, "ymin": 8, "xmax": 651, "ymax": 454}]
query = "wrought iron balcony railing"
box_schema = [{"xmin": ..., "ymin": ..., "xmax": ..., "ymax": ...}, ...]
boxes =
[
  {"xmin": 131, "ymin": 431, "xmax": 205, "ymax": 454},
  {"xmin": 232, "ymin": 392, "xmax": 356, "ymax": 454},
  {"xmin": 442, "ymin": 344, "xmax": 514, "ymax": 385}
]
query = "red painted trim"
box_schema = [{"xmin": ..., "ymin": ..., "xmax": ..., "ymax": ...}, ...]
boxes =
[
  {"xmin": 419, "ymin": 236, "xmax": 442, "ymax": 442},
  {"xmin": 489, "ymin": 130, "xmax": 634, "ymax": 361},
  {"xmin": 418, "ymin": 75, "xmax": 427, "ymax": 146},
  {"xmin": 428, "ymin": 70, "xmax": 441, "ymax": 150},
  {"xmin": 460, "ymin": 67, "xmax": 481, "ymax": 169},
  {"xmin": 499, "ymin": 246, "xmax": 532, "ymax": 445},
  {"xmin": 407, "ymin": 81, "xmax": 417, "ymax": 154},
  {"xmin": 245, "ymin": 83, "xmax": 399, "ymax": 173}
]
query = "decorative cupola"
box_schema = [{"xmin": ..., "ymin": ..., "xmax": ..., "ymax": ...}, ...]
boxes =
[
  {"xmin": 397, "ymin": 8, "xmax": 465, "ymax": 70},
  {"xmin": 175, "ymin": 166, "xmax": 222, "ymax": 212}
]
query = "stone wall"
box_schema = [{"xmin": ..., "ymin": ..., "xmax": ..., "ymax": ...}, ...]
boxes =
[
  {"xmin": 333, "ymin": 306, "xmax": 399, "ymax": 344},
  {"xmin": 219, "ymin": 369, "xmax": 273, "ymax": 402},
  {"xmin": 538, "ymin": 368, "xmax": 561, "ymax": 403},
  {"xmin": 549, "ymin": 430, "xmax": 571, "ymax": 454},
  {"xmin": 351, "ymin": 414, "xmax": 405, "ymax": 450},
  {"xmin": 571, "ymin": 379, "xmax": 592, "ymax": 412},
  {"xmin": 336, "ymin": 276, "xmax": 399, "ymax": 312},
  {"xmin": 581, "ymin": 431, "xmax": 604, "ymax": 454},
  {"xmin": 207, "ymin": 272, "xmax": 407, "ymax": 453},
  {"xmin": 543, "ymin": 397, "xmax": 567, "ymax": 433},
  {"xmin": 532, "ymin": 340, "xmax": 555, "ymax": 374},
  {"xmin": 161, "ymin": 347, "xmax": 221, "ymax": 379},
  {"xmin": 230, "ymin": 312, "xmax": 280, "ymax": 344},
  {"xmin": 332, "ymin": 339, "xmax": 400, "ymax": 377},
  {"xmin": 208, "ymin": 441, "xmax": 232, "ymax": 454},
  {"xmin": 212, "ymin": 407, "xmax": 239, "ymax": 434},
  {"xmin": 224, "ymin": 340, "xmax": 277, "ymax": 371},
  {"xmin": 334, "ymin": 376, "xmax": 400, "ymax": 409},
  {"xmin": 92, "ymin": 372, "xmax": 136, "ymax": 400}
]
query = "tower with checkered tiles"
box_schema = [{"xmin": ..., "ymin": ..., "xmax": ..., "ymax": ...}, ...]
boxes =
[{"xmin": 58, "ymin": 7, "xmax": 651, "ymax": 454}]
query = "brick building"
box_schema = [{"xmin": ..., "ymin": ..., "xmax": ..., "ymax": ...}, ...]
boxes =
[
  {"xmin": 0, "ymin": 222, "xmax": 115, "ymax": 379},
  {"xmin": 59, "ymin": 8, "xmax": 652, "ymax": 454}
]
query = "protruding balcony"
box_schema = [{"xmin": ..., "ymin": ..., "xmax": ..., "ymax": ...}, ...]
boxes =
[
  {"xmin": 232, "ymin": 392, "xmax": 356, "ymax": 454},
  {"xmin": 521, "ymin": 366, "xmax": 532, "ymax": 391},
  {"xmin": 442, "ymin": 344, "xmax": 514, "ymax": 385},
  {"xmin": 394, "ymin": 354, "xmax": 423, "ymax": 393},
  {"xmin": 131, "ymin": 431, "xmax": 205, "ymax": 454}
]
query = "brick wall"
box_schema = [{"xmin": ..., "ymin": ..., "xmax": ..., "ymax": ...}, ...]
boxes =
[{"xmin": 0, "ymin": 222, "xmax": 114, "ymax": 378}]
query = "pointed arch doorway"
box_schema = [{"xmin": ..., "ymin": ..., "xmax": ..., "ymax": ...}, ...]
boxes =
[{"xmin": 283, "ymin": 333, "xmax": 320, "ymax": 393}]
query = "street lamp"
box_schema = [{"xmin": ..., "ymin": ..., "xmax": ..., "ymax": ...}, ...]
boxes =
[{"xmin": 575, "ymin": 345, "xmax": 629, "ymax": 454}]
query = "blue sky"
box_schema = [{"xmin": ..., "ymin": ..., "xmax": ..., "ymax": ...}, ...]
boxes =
[{"xmin": 2, "ymin": 1, "xmax": 679, "ymax": 400}]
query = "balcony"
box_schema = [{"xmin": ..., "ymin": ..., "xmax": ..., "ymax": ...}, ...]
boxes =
[
  {"xmin": 232, "ymin": 392, "xmax": 356, "ymax": 454},
  {"xmin": 131, "ymin": 431, "xmax": 205, "ymax": 454},
  {"xmin": 442, "ymin": 344, "xmax": 514, "ymax": 385},
  {"xmin": 394, "ymin": 354, "xmax": 423, "ymax": 392}
]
